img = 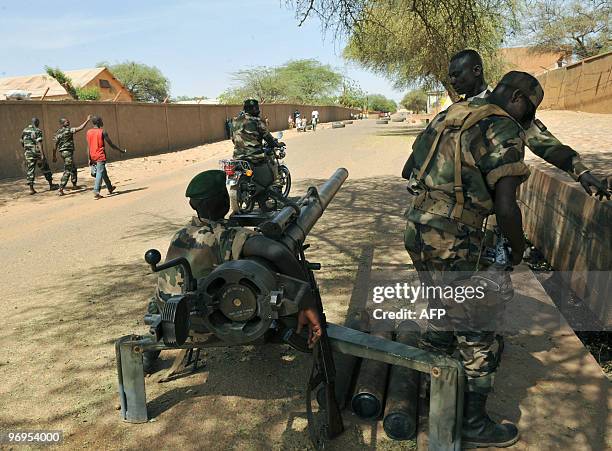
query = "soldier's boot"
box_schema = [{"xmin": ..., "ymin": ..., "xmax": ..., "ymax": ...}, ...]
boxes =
[
  {"xmin": 58, "ymin": 188, "xmax": 65, "ymax": 196},
  {"xmin": 461, "ymin": 392, "xmax": 519, "ymax": 448},
  {"xmin": 48, "ymin": 181, "xmax": 59, "ymax": 191},
  {"xmin": 28, "ymin": 184, "xmax": 36, "ymax": 195}
]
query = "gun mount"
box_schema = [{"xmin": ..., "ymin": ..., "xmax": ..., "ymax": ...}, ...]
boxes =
[{"xmin": 115, "ymin": 168, "xmax": 465, "ymax": 450}]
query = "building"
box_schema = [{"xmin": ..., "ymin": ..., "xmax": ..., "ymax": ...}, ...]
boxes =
[{"xmin": 0, "ymin": 67, "xmax": 132, "ymax": 101}]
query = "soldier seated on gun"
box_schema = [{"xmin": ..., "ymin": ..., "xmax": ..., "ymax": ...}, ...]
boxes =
[
  {"xmin": 232, "ymin": 99, "xmax": 285, "ymax": 208},
  {"xmin": 143, "ymin": 170, "xmax": 320, "ymax": 372}
]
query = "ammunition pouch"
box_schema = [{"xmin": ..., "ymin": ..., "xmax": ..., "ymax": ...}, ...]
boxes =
[{"xmin": 411, "ymin": 192, "xmax": 486, "ymax": 230}]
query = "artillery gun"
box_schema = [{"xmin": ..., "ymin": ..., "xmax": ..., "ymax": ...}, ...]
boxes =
[{"xmin": 115, "ymin": 168, "xmax": 465, "ymax": 450}]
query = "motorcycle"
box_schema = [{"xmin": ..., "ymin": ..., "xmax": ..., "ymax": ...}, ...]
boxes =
[{"xmin": 221, "ymin": 132, "xmax": 291, "ymax": 214}]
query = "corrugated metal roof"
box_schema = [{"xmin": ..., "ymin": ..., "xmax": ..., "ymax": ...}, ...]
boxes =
[{"xmin": 0, "ymin": 74, "xmax": 69, "ymax": 98}]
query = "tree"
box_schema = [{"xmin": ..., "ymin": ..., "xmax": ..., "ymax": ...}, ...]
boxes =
[
  {"xmin": 367, "ymin": 94, "xmax": 397, "ymax": 112},
  {"xmin": 338, "ymin": 78, "xmax": 367, "ymax": 109},
  {"xmin": 45, "ymin": 66, "xmax": 77, "ymax": 99},
  {"xmin": 45, "ymin": 66, "xmax": 100, "ymax": 100},
  {"xmin": 75, "ymin": 86, "xmax": 101, "ymax": 101},
  {"xmin": 287, "ymin": 1, "xmax": 518, "ymax": 94},
  {"xmin": 276, "ymin": 59, "xmax": 343, "ymax": 103},
  {"xmin": 219, "ymin": 59, "xmax": 343, "ymax": 104},
  {"xmin": 97, "ymin": 61, "xmax": 170, "ymax": 102},
  {"xmin": 522, "ymin": 0, "xmax": 611, "ymax": 60},
  {"xmin": 401, "ymin": 89, "xmax": 427, "ymax": 112}
]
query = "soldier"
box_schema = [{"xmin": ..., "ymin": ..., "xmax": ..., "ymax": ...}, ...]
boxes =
[
  {"xmin": 52, "ymin": 115, "xmax": 92, "ymax": 196},
  {"xmin": 447, "ymin": 49, "xmax": 610, "ymax": 200},
  {"xmin": 20, "ymin": 117, "xmax": 59, "ymax": 194},
  {"xmin": 143, "ymin": 170, "xmax": 321, "ymax": 372},
  {"xmin": 402, "ymin": 71, "xmax": 547, "ymax": 448},
  {"xmin": 232, "ymin": 99, "xmax": 285, "ymax": 208}
]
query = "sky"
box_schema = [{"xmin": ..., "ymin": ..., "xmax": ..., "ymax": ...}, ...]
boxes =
[{"xmin": 0, "ymin": 0, "xmax": 406, "ymax": 102}]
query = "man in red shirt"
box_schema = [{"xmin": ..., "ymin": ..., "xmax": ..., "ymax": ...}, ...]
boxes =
[{"xmin": 87, "ymin": 116, "xmax": 126, "ymax": 199}]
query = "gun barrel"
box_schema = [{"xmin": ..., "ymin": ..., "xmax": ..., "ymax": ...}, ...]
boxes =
[{"xmin": 279, "ymin": 168, "xmax": 348, "ymax": 251}]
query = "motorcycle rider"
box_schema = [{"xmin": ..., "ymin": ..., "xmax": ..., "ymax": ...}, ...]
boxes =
[{"xmin": 232, "ymin": 99, "xmax": 285, "ymax": 209}]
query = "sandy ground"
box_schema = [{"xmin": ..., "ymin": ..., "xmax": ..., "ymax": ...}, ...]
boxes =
[{"xmin": 0, "ymin": 115, "xmax": 609, "ymax": 450}]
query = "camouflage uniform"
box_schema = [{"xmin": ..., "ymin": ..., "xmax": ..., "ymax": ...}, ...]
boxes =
[
  {"xmin": 404, "ymin": 97, "xmax": 530, "ymax": 393},
  {"xmin": 231, "ymin": 111, "xmax": 278, "ymax": 160},
  {"xmin": 53, "ymin": 125, "xmax": 78, "ymax": 187},
  {"xmin": 21, "ymin": 124, "xmax": 53, "ymax": 186},
  {"xmin": 149, "ymin": 216, "xmax": 255, "ymax": 332},
  {"xmin": 469, "ymin": 87, "xmax": 590, "ymax": 179}
]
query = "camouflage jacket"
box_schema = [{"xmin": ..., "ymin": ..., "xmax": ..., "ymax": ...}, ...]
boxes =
[
  {"xmin": 156, "ymin": 217, "xmax": 255, "ymax": 301},
  {"xmin": 21, "ymin": 125, "xmax": 43, "ymax": 151},
  {"xmin": 468, "ymin": 87, "xmax": 588, "ymax": 179},
  {"xmin": 231, "ymin": 112, "xmax": 277, "ymax": 159},
  {"xmin": 405, "ymin": 98, "xmax": 530, "ymax": 235},
  {"xmin": 53, "ymin": 126, "xmax": 77, "ymax": 153}
]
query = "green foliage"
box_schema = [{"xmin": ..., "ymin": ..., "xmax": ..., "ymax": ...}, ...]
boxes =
[
  {"xmin": 219, "ymin": 59, "xmax": 343, "ymax": 105},
  {"xmin": 173, "ymin": 95, "xmax": 208, "ymax": 102},
  {"xmin": 75, "ymin": 86, "xmax": 101, "ymax": 101},
  {"xmin": 367, "ymin": 94, "xmax": 397, "ymax": 112},
  {"xmin": 44, "ymin": 66, "xmax": 77, "ymax": 99},
  {"xmin": 97, "ymin": 61, "xmax": 170, "ymax": 102},
  {"xmin": 522, "ymin": 0, "xmax": 611, "ymax": 59},
  {"xmin": 400, "ymin": 89, "xmax": 427, "ymax": 112},
  {"xmin": 338, "ymin": 79, "xmax": 367, "ymax": 109},
  {"xmin": 289, "ymin": 0, "xmax": 518, "ymax": 93}
]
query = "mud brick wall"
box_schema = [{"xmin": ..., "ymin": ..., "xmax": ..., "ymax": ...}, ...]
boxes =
[
  {"xmin": 0, "ymin": 101, "xmax": 358, "ymax": 179},
  {"xmin": 518, "ymin": 165, "xmax": 612, "ymax": 327}
]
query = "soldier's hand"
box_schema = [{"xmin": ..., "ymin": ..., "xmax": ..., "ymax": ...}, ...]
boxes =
[
  {"xmin": 297, "ymin": 307, "xmax": 322, "ymax": 348},
  {"xmin": 579, "ymin": 172, "xmax": 611, "ymax": 200},
  {"xmin": 87, "ymin": 114, "xmax": 92, "ymax": 121}
]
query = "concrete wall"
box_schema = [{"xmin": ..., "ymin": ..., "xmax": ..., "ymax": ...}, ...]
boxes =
[
  {"xmin": 518, "ymin": 165, "xmax": 612, "ymax": 327},
  {"xmin": 0, "ymin": 101, "xmax": 358, "ymax": 179},
  {"xmin": 537, "ymin": 51, "xmax": 612, "ymax": 113}
]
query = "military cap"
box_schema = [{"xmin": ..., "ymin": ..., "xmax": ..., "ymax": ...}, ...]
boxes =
[
  {"xmin": 185, "ymin": 170, "xmax": 227, "ymax": 199},
  {"xmin": 243, "ymin": 98, "xmax": 259, "ymax": 110},
  {"xmin": 498, "ymin": 71, "xmax": 544, "ymax": 109}
]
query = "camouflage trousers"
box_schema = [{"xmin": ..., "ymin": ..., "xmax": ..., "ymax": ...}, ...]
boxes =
[
  {"xmin": 24, "ymin": 151, "xmax": 53, "ymax": 185},
  {"xmin": 405, "ymin": 221, "xmax": 512, "ymax": 394},
  {"xmin": 60, "ymin": 150, "xmax": 77, "ymax": 188}
]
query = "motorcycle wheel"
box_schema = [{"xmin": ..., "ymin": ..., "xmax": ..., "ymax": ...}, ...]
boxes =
[
  {"xmin": 236, "ymin": 182, "xmax": 255, "ymax": 213},
  {"xmin": 279, "ymin": 165, "xmax": 291, "ymax": 198}
]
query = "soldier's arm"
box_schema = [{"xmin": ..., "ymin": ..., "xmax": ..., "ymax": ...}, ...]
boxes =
[
  {"xmin": 475, "ymin": 117, "xmax": 530, "ymax": 263},
  {"xmin": 494, "ymin": 176, "xmax": 525, "ymax": 265},
  {"xmin": 36, "ymin": 131, "xmax": 45, "ymax": 158},
  {"xmin": 525, "ymin": 119, "xmax": 609, "ymax": 199},
  {"xmin": 258, "ymin": 119, "xmax": 279, "ymax": 147},
  {"xmin": 73, "ymin": 115, "xmax": 92, "ymax": 133}
]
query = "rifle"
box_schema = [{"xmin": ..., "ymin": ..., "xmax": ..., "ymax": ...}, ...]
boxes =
[{"xmin": 299, "ymin": 244, "xmax": 344, "ymax": 446}]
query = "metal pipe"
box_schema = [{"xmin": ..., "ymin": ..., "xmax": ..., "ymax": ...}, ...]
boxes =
[{"xmin": 383, "ymin": 320, "xmax": 421, "ymax": 440}]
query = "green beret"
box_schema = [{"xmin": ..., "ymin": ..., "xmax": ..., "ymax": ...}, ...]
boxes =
[
  {"xmin": 498, "ymin": 71, "xmax": 544, "ymax": 109},
  {"xmin": 185, "ymin": 170, "xmax": 227, "ymax": 199}
]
